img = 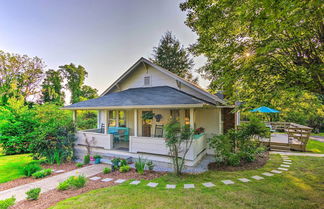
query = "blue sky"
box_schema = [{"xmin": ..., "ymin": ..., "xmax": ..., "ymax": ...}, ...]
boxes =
[{"xmin": 0, "ymin": 0, "xmax": 207, "ymax": 95}]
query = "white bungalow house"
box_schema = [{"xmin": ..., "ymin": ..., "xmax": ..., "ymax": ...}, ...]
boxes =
[{"xmin": 62, "ymin": 57, "xmax": 238, "ymax": 167}]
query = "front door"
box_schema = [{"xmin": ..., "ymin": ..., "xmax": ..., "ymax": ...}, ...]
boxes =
[{"xmin": 142, "ymin": 111, "xmax": 152, "ymax": 137}]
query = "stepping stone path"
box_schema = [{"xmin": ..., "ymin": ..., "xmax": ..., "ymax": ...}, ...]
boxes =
[
  {"xmin": 284, "ymin": 160, "xmax": 292, "ymax": 162},
  {"xmin": 271, "ymin": 170, "xmax": 282, "ymax": 174},
  {"xmin": 222, "ymin": 180, "xmax": 234, "ymax": 185},
  {"xmin": 281, "ymin": 164, "xmax": 290, "ymax": 167},
  {"xmin": 54, "ymin": 170, "xmax": 65, "ymax": 173},
  {"xmin": 202, "ymin": 182, "xmax": 215, "ymax": 187},
  {"xmin": 101, "ymin": 178, "xmax": 113, "ymax": 182},
  {"xmin": 184, "ymin": 184, "xmax": 195, "ymax": 189},
  {"xmin": 283, "ymin": 162, "xmax": 292, "ymax": 165},
  {"xmin": 252, "ymin": 176, "xmax": 264, "ymax": 180},
  {"xmin": 147, "ymin": 182, "xmax": 158, "ymax": 187},
  {"xmin": 278, "ymin": 167, "xmax": 288, "ymax": 171},
  {"xmin": 130, "ymin": 180, "xmax": 141, "ymax": 185},
  {"xmin": 89, "ymin": 176, "xmax": 101, "ymax": 181},
  {"xmin": 115, "ymin": 179, "xmax": 126, "ymax": 184},
  {"xmin": 238, "ymin": 178, "xmax": 250, "ymax": 183},
  {"xmin": 262, "ymin": 172, "xmax": 274, "ymax": 177},
  {"xmin": 166, "ymin": 184, "xmax": 176, "ymax": 189}
]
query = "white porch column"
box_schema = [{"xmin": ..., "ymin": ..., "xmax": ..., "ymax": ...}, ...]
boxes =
[
  {"xmin": 219, "ymin": 109, "xmax": 223, "ymax": 134},
  {"xmin": 104, "ymin": 110, "xmax": 109, "ymax": 135},
  {"xmin": 190, "ymin": 108, "xmax": 194, "ymax": 130},
  {"xmin": 72, "ymin": 110, "xmax": 77, "ymax": 125},
  {"xmin": 134, "ymin": 109, "xmax": 138, "ymax": 137}
]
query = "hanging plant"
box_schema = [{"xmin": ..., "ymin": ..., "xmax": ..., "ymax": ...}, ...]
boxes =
[
  {"xmin": 142, "ymin": 112, "xmax": 155, "ymax": 120},
  {"xmin": 154, "ymin": 114, "xmax": 162, "ymax": 122}
]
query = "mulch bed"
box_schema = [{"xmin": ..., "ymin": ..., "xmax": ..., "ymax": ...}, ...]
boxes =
[
  {"xmin": 12, "ymin": 169, "xmax": 166, "ymax": 209},
  {"xmin": 208, "ymin": 152, "xmax": 270, "ymax": 171},
  {"xmin": 0, "ymin": 162, "xmax": 87, "ymax": 192}
]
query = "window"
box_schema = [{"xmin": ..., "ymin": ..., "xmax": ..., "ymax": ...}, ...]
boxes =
[
  {"xmin": 109, "ymin": 110, "xmax": 117, "ymax": 127},
  {"xmin": 170, "ymin": 110, "xmax": 180, "ymax": 121},
  {"xmin": 184, "ymin": 109, "xmax": 190, "ymax": 125},
  {"xmin": 144, "ymin": 76, "xmax": 151, "ymax": 86},
  {"xmin": 118, "ymin": 110, "xmax": 126, "ymax": 127}
]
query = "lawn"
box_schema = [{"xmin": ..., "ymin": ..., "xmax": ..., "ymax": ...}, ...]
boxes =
[
  {"xmin": 52, "ymin": 155, "xmax": 324, "ymax": 209},
  {"xmin": 0, "ymin": 154, "xmax": 34, "ymax": 183},
  {"xmin": 307, "ymin": 140, "xmax": 324, "ymax": 154}
]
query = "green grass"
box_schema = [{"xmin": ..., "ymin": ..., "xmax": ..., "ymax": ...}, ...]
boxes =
[
  {"xmin": 311, "ymin": 132, "xmax": 324, "ymax": 137},
  {"xmin": 307, "ymin": 140, "xmax": 324, "ymax": 154},
  {"xmin": 52, "ymin": 155, "xmax": 324, "ymax": 209},
  {"xmin": 0, "ymin": 154, "xmax": 34, "ymax": 183}
]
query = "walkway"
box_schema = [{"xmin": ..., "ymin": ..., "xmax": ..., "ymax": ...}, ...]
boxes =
[
  {"xmin": 0, "ymin": 164, "xmax": 106, "ymax": 202},
  {"xmin": 270, "ymin": 151, "xmax": 324, "ymax": 157}
]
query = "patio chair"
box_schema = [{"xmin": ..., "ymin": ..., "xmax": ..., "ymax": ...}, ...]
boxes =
[
  {"xmin": 114, "ymin": 129, "xmax": 126, "ymax": 143},
  {"xmin": 154, "ymin": 125, "xmax": 164, "ymax": 137}
]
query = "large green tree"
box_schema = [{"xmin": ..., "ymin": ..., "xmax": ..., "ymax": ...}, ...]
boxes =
[
  {"xmin": 0, "ymin": 50, "xmax": 45, "ymax": 104},
  {"xmin": 41, "ymin": 69, "xmax": 65, "ymax": 105},
  {"xmin": 151, "ymin": 31, "xmax": 197, "ymax": 83},
  {"xmin": 180, "ymin": 0, "xmax": 323, "ymax": 100}
]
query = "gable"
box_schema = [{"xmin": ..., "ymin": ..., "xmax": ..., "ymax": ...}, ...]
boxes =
[{"xmin": 102, "ymin": 58, "xmax": 225, "ymax": 105}]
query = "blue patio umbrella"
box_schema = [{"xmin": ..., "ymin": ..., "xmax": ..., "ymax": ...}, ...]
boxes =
[{"xmin": 250, "ymin": 106, "xmax": 280, "ymax": 113}]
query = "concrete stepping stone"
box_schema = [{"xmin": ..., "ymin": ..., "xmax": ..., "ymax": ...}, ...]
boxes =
[
  {"xmin": 281, "ymin": 164, "xmax": 290, "ymax": 167},
  {"xmin": 262, "ymin": 172, "xmax": 274, "ymax": 176},
  {"xmin": 221, "ymin": 180, "xmax": 234, "ymax": 185},
  {"xmin": 184, "ymin": 184, "xmax": 195, "ymax": 189},
  {"xmin": 238, "ymin": 178, "xmax": 250, "ymax": 183},
  {"xmin": 166, "ymin": 184, "xmax": 176, "ymax": 189},
  {"xmin": 147, "ymin": 182, "xmax": 158, "ymax": 187},
  {"xmin": 278, "ymin": 167, "xmax": 288, "ymax": 171},
  {"xmin": 271, "ymin": 170, "xmax": 282, "ymax": 174},
  {"xmin": 130, "ymin": 180, "xmax": 141, "ymax": 185},
  {"xmin": 252, "ymin": 176, "xmax": 264, "ymax": 180},
  {"xmin": 283, "ymin": 162, "xmax": 292, "ymax": 165},
  {"xmin": 115, "ymin": 179, "xmax": 126, "ymax": 184},
  {"xmin": 202, "ymin": 182, "xmax": 215, "ymax": 187},
  {"xmin": 283, "ymin": 160, "xmax": 292, "ymax": 162},
  {"xmin": 54, "ymin": 170, "xmax": 65, "ymax": 173},
  {"xmin": 101, "ymin": 178, "xmax": 113, "ymax": 182},
  {"xmin": 89, "ymin": 176, "xmax": 101, "ymax": 181}
]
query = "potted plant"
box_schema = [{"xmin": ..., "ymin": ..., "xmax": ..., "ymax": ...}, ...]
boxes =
[
  {"xmin": 93, "ymin": 155, "xmax": 101, "ymax": 164},
  {"xmin": 193, "ymin": 127, "xmax": 205, "ymax": 139}
]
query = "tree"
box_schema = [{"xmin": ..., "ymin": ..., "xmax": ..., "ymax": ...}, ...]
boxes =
[
  {"xmin": 151, "ymin": 31, "xmax": 197, "ymax": 83},
  {"xmin": 164, "ymin": 120, "xmax": 194, "ymax": 176},
  {"xmin": 41, "ymin": 69, "xmax": 65, "ymax": 105},
  {"xmin": 180, "ymin": 0, "xmax": 323, "ymax": 99},
  {"xmin": 0, "ymin": 50, "xmax": 45, "ymax": 104},
  {"xmin": 80, "ymin": 85, "xmax": 98, "ymax": 101}
]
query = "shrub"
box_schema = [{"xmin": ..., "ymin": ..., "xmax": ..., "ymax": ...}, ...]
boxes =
[
  {"xmin": 32, "ymin": 169, "xmax": 52, "ymax": 179},
  {"xmin": 119, "ymin": 165, "xmax": 130, "ymax": 173},
  {"xmin": 111, "ymin": 158, "xmax": 121, "ymax": 168},
  {"xmin": 135, "ymin": 157, "xmax": 146, "ymax": 174},
  {"xmin": 76, "ymin": 163, "xmax": 83, "ymax": 168},
  {"xmin": 146, "ymin": 161, "xmax": 155, "ymax": 171},
  {"xmin": 120, "ymin": 159, "xmax": 127, "ymax": 167},
  {"xmin": 103, "ymin": 167, "xmax": 111, "ymax": 174},
  {"xmin": 0, "ymin": 197, "xmax": 16, "ymax": 209},
  {"xmin": 83, "ymin": 155, "xmax": 90, "ymax": 164},
  {"xmin": 227, "ymin": 153, "xmax": 241, "ymax": 166},
  {"xmin": 26, "ymin": 188, "xmax": 41, "ymax": 200},
  {"xmin": 57, "ymin": 175, "xmax": 87, "ymax": 191},
  {"xmin": 93, "ymin": 155, "xmax": 101, "ymax": 159},
  {"xmin": 23, "ymin": 163, "xmax": 42, "ymax": 177}
]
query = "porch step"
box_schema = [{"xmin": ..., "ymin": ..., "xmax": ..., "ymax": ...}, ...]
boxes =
[{"xmin": 270, "ymin": 145, "xmax": 291, "ymax": 151}]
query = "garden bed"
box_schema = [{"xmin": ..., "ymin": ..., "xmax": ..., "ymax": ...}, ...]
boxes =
[
  {"xmin": 208, "ymin": 152, "xmax": 269, "ymax": 171},
  {"xmin": 0, "ymin": 162, "xmax": 88, "ymax": 192},
  {"xmin": 12, "ymin": 169, "xmax": 165, "ymax": 209}
]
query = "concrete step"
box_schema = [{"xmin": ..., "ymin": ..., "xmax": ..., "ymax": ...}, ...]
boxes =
[{"xmin": 270, "ymin": 145, "xmax": 291, "ymax": 151}]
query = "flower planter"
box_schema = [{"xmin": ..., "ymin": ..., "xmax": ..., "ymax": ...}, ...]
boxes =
[{"xmin": 94, "ymin": 158, "xmax": 101, "ymax": 164}]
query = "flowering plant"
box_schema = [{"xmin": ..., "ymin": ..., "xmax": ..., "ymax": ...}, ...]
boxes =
[{"xmin": 194, "ymin": 127, "xmax": 205, "ymax": 135}]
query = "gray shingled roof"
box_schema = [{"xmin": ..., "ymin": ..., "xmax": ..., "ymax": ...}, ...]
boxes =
[{"xmin": 63, "ymin": 86, "xmax": 215, "ymax": 109}]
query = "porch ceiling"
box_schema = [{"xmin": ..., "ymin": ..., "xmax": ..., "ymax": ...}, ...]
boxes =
[{"xmin": 62, "ymin": 86, "xmax": 215, "ymax": 110}]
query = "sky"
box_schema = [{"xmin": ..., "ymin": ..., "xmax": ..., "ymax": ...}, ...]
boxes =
[{"xmin": 0, "ymin": 0, "xmax": 208, "ymax": 97}]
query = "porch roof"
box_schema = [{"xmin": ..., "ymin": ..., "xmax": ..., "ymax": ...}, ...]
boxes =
[{"xmin": 62, "ymin": 86, "xmax": 215, "ymax": 110}]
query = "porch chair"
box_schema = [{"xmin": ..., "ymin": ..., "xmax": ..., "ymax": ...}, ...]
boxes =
[
  {"xmin": 154, "ymin": 125, "xmax": 164, "ymax": 138},
  {"xmin": 114, "ymin": 129, "xmax": 126, "ymax": 143}
]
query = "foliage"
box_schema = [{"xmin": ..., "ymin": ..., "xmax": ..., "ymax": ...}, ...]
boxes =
[
  {"xmin": 135, "ymin": 157, "xmax": 146, "ymax": 174},
  {"xmin": 227, "ymin": 153, "xmax": 241, "ymax": 166},
  {"xmin": 76, "ymin": 111, "xmax": 97, "ymax": 130},
  {"xmin": 40, "ymin": 69, "xmax": 65, "ymax": 105},
  {"xmin": 111, "ymin": 158, "xmax": 121, "ymax": 168},
  {"xmin": 26, "ymin": 188, "xmax": 41, "ymax": 200},
  {"xmin": 119, "ymin": 165, "xmax": 131, "ymax": 173},
  {"xmin": 76, "ymin": 163, "xmax": 83, "ymax": 168},
  {"xmin": 23, "ymin": 163, "xmax": 42, "ymax": 177},
  {"xmin": 142, "ymin": 112, "xmax": 155, "ymax": 120},
  {"xmin": 181, "ymin": 0, "xmax": 323, "ymax": 98},
  {"xmin": 0, "ymin": 197, "xmax": 16, "ymax": 209},
  {"xmin": 146, "ymin": 161, "xmax": 154, "ymax": 171},
  {"xmin": 164, "ymin": 120, "xmax": 194, "ymax": 175},
  {"xmin": 93, "ymin": 155, "xmax": 101, "ymax": 159},
  {"xmin": 83, "ymin": 155, "xmax": 90, "ymax": 164},
  {"xmin": 32, "ymin": 169, "xmax": 52, "ymax": 179},
  {"xmin": 0, "ymin": 50, "xmax": 45, "ymax": 105},
  {"xmin": 57, "ymin": 175, "xmax": 87, "ymax": 191},
  {"xmin": 151, "ymin": 31, "xmax": 197, "ymax": 83},
  {"xmin": 80, "ymin": 85, "xmax": 98, "ymax": 101},
  {"xmin": 103, "ymin": 167, "xmax": 111, "ymax": 174}
]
